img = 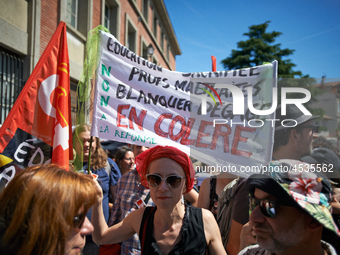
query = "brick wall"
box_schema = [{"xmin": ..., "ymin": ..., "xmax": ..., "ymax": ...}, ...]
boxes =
[
  {"xmin": 92, "ymin": 0, "xmax": 101, "ymax": 28},
  {"xmin": 40, "ymin": 0, "xmax": 59, "ymax": 56}
]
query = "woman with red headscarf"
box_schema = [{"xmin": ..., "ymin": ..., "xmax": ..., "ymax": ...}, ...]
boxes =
[{"xmin": 91, "ymin": 145, "xmax": 226, "ymax": 254}]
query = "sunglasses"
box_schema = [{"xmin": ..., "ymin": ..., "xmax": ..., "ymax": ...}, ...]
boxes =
[
  {"xmin": 249, "ymin": 196, "xmax": 282, "ymax": 218},
  {"xmin": 146, "ymin": 174, "xmax": 184, "ymax": 189},
  {"xmin": 73, "ymin": 213, "xmax": 86, "ymax": 230},
  {"xmin": 301, "ymin": 124, "xmax": 319, "ymax": 133}
]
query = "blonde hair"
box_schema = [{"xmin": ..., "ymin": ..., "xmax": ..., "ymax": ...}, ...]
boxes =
[
  {"xmin": 73, "ymin": 124, "xmax": 108, "ymax": 170},
  {"xmin": 0, "ymin": 164, "xmax": 97, "ymax": 255}
]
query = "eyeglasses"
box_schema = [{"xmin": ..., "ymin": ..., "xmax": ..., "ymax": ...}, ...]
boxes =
[
  {"xmin": 73, "ymin": 213, "xmax": 86, "ymax": 230},
  {"xmin": 301, "ymin": 124, "xmax": 319, "ymax": 133},
  {"xmin": 146, "ymin": 174, "xmax": 184, "ymax": 189},
  {"xmin": 249, "ymin": 196, "xmax": 282, "ymax": 218}
]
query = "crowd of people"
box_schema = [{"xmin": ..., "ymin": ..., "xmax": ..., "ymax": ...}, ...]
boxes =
[{"xmin": 0, "ymin": 104, "xmax": 340, "ymax": 255}]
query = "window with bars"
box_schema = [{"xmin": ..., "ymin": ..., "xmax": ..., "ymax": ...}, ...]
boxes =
[{"xmin": 0, "ymin": 50, "xmax": 25, "ymax": 125}]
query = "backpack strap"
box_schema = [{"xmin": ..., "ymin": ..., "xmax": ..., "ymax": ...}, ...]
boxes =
[
  {"xmin": 216, "ymin": 177, "xmax": 240, "ymax": 246},
  {"xmin": 209, "ymin": 176, "xmax": 217, "ymax": 209}
]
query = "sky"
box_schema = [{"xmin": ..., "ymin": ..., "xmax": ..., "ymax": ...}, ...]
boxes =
[{"xmin": 163, "ymin": 0, "xmax": 340, "ymax": 79}]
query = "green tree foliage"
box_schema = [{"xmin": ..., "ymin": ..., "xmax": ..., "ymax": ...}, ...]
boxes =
[
  {"xmin": 221, "ymin": 21, "xmax": 324, "ymax": 114},
  {"xmin": 222, "ymin": 21, "xmax": 301, "ymax": 78}
]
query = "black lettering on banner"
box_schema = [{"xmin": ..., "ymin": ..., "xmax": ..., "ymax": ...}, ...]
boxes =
[
  {"xmin": 175, "ymin": 80, "xmax": 191, "ymax": 92},
  {"xmin": 107, "ymin": 37, "xmax": 114, "ymax": 52},
  {"xmin": 116, "ymin": 84, "xmax": 127, "ymax": 99},
  {"xmin": 128, "ymin": 67, "xmax": 169, "ymax": 88},
  {"xmin": 250, "ymin": 67, "xmax": 260, "ymax": 76},
  {"xmin": 106, "ymin": 38, "xmax": 163, "ymax": 72},
  {"xmin": 115, "ymin": 85, "xmax": 191, "ymax": 112},
  {"xmin": 182, "ymin": 67, "xmax": 262, "ymax": 79}
]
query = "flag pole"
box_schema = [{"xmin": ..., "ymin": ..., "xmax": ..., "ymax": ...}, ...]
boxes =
[
  {"xmin": 87, "ymin": 136, "xmax": 93, "ymax": 175},
  {"xmin": 211, "ymin": 56, "xmax": 216, "ymax": 72}
]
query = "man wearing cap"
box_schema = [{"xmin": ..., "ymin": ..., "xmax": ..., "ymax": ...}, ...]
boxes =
[
  {"xmin": 238, "ymin": 159, "xmax": 340, "ymax": 255},
  {"xmin": 227, "ymin": 105, "xmax": 320, "ymax": 255},
  {"xmin": 301, "ymin": 147, "xmax": 340, "ymax": 253},
  {"xmin": 273, "ymin": 104, "xmax": 319, "ymax": 160}
]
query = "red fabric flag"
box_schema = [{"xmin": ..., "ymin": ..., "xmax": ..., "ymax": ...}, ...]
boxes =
[
  {"xmin": 211, "ymin": 56, "xmax": 216, "ymax": 72},
  {"xmin": 0, "ymin": 22, "xmax": 72, "ymax": 188}
]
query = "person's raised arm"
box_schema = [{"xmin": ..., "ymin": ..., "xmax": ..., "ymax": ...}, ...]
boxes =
[
  {"xmin": 202, "ymin": 209, "xmax": 227, "ymax": 255},
  {"xmin": 91, "ymin": 180, "xmax": 140, "ymax": 245}
]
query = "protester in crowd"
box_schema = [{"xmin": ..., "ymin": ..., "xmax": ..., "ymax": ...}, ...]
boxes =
[
  {"xmin": 198, "ymin": 172, "xmax": 236, "ymax": 217},
  {"xmin": 198, "ymin": 172, "xmax": 237, "ymax": 249},
  {"xmin": 312, "ymin": 136, "xmax": 340, "ymax": 157},
  {"xmin": 91, "ymin": 145, "xmax": 227, "ymax": 254},
  {"xmin": 100, "ymin": 140, "xmax": 128, "ymax": 161},
  {"xmin": 272, "ymin": 104, "xmax": 319, "ymax": 160},
  {"xmin": 73, "ymin": 124, "xmax": 121, "ymax": 255},
  {"xmin": 301, "ymin": 146, "xmax": 340, "ymax": 183},
  {"xmin": 226, "ymin": 105, "xmax": 320, "ymax": 255},
  {"xmin": 224, "ymin": 177, "xmax": 249, "ymax": 254},
  {"xmin": 115, "ymin": 145, "xmax": 135, "ymax": 176},
  {"xmin": 103, "ymin": 144, "xmax": 198, "ymax": 255},
  {"xmin": 100, "ymin": 144, "xmax": 151, "ymax": 255},
  {"xmin": 301, "ymin": 147, "xmax": 340, "ymax": 253},
  {"xmin": 0, "ymin": 164, "xmax": 97, "ymax": 255},
  {"xmin": 238, "ymin": 159, "xmax": 339, "ymax": 255}
]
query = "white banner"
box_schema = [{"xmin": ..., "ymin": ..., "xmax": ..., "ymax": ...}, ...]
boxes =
[{"xmin": 91, "ymin": 31, "xmax": 277, "ymax": 177}]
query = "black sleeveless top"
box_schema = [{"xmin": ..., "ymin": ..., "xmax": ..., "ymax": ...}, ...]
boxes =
[{"xmin": 139, "ymin": 205, "xmax": 207, "ymax": 255}]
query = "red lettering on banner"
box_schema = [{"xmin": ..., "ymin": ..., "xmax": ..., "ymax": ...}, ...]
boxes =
[
  {"xmin": 180, "ymin": 118, "xmax": 195, "ymax": 145},
  {"xmin": 210, "ymin": 124, "xmax": 232, "ymax": 152},
  {"xmin": 128, "ymin": 107, "xmax": 147, "ymax": 130},
  {"xmin": 117, "ymin": 104, "xmax": 147, "ymax": 130},
  {"xmin": 154, "ymin": 113, "xmax": 173, "ymax": 137},
  {"xmin": 231, "ymin": 126, "xmax": 255, "ymax": 158},
  {"xmin": 169, "ymin": 115, "xmax": 186, "ymax": 141},
  {"xmin": 153, "ymin": 115, "xmax": 253, "ymax": 159},
  {"xmin": 196, "ymin": 120, "xmax": 212, "ymax": 148},
  {"xmin": 117, "ymin": 104, "xmax": 130, "ymax": 128}
]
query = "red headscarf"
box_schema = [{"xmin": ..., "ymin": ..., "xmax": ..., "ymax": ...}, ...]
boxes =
[{"xmin": 135, "ymin": 145, "xmax": 195, "ymax": 194}]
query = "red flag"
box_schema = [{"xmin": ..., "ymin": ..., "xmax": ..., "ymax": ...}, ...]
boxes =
[
  {"xmin": 0, "ymin": 22, "xmax": 72, "ymax": 187},
  {"xmin": 211, "ymin": 56, "xmax": 216, "ymax": 72}
]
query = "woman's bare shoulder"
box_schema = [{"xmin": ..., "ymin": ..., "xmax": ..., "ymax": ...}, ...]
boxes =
[{"xmin": 125, "ymin": 206, "xmax": 149, "ymax": 232}]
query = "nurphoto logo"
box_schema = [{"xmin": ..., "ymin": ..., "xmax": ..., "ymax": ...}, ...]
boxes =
[{"xmin": 198, "ymin": 83, "xmax": 312, "ymax": 129}]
